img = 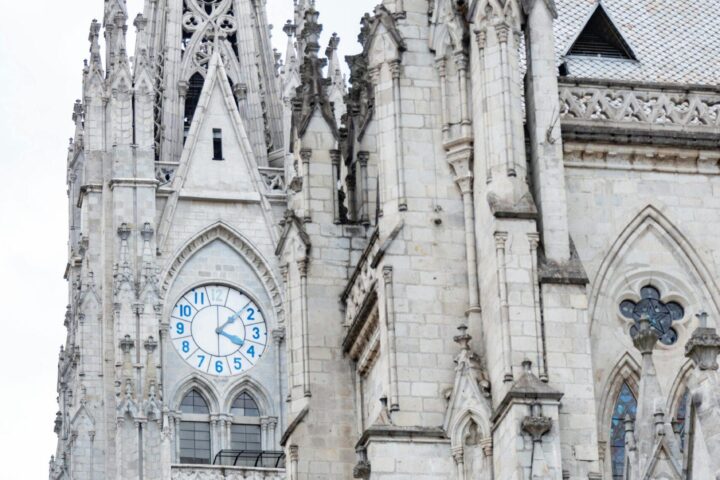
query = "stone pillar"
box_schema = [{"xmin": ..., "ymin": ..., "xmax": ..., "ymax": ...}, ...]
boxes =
[
  {"xmin": 331, "ymin": 149, "xmax": 342, "ymax": 224},
  {"xmin": 358, "ymin": 151, "xmax": 370, "ymax": 225},
  {"xmin": 300, "ymin": 149, "xmax": 312, "ymax": 223},
  {"xmin": 524, "ymin": 0, "xmax": 570, "ymax": 262},
  {"xmin": 298, "ymin": 258, "xmax": 311, "ymax": 397},
  {"xmin": 382, "ymin": 266, "xmax": 400, "ymax": 411},
  {"xmin": 389, "ymin": 59, "xmax": 407, "ymax": 211}
]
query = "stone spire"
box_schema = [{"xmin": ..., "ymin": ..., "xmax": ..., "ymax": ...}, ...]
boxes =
[{"xmin": 625, "ymin": 316, "xmax": 683, "ymax": 479}]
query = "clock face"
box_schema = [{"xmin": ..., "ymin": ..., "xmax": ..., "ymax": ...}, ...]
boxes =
[{"xmin": 170, "ymin": 284, "xmax": 268, "ymax": 376}]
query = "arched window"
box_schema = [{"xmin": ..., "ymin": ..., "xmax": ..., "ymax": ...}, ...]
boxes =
[
  {"xmin": 183, "ymin": 73, "xmax": 205, "ymax": 142},
  {"xmin": 230, "ymin": 393, "xmax": 262, "ymax": 456},
  {"xmin": 610, "ymin": 383, "xmax": 637, "ymax": 479},
  {"xmin": 179, "ymin": 389, "xmax": 211, "ymax": 464}
]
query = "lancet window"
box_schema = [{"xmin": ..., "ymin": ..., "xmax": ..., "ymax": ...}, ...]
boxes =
[
  {"xmin": 610, "ymin": 383, "xmax": 637, "ymax": 480},
  {"xmin": 229, "ymin": 392, "xmax": 263, "ymax": 465},
  {"xmin": 179, "ymin": 389, "xmax": 212, "ymax": 464}
]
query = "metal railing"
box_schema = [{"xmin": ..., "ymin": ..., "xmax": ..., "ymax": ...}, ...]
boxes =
[{"xmin": 213, "ymin": 450, "xmax": 286, "ymax": 469}]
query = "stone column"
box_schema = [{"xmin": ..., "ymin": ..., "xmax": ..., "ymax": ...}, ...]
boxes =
[
  {"xmin": 300, "ymin": 149, "xmax": 312, "ymax": 223},
  {"xmin": 453, "ymin": 448, "xmax": 466, "ymax": 480},
  {"xmin": 298, "ymin": 258, "xmax": 311, "ymax": 397},
  {"xmin": 330, "ymin": 149, "xmax": 341, "ymax": 224},
  {"xmin": 383, "ymin": 266, "xmax": 400, "ymax": 411},
  {"xmin": 389, "ymin": 59, "xmax": 407, "ymax": 211},
  {"xmin": 358, "ymin": 151, "xmax": 370, "ymax": 225},
  {"xmin": 494, "ymin": 232, "xmax": 513, "ymax": 382}
]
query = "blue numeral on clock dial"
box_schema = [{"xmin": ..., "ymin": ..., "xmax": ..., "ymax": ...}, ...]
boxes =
[
  {"xmin": 179, "ymin": 305, "xmax": 192, "ymax": 317},
  {"xmin": 197, "ymin": 355, "xmax": 205, "ymax": 368},
  {"xmin": 247, "ymin": 308, "xmax": 255, "ymax": 322},
  {"xmin": 253, "ymin": 327, "xmax": 260, "ymax": 340},
  {"xmin": 234, "ymin": 358, "xmax": 242, "ymax": 370},
  {"xmin": 176, "ymin": 323, "xmax": 185, "ymax": 335},
  {"xmin": 194, "ymin": 291, "xmax": 205, "ymax": 305},
  {"xmin": 182, "ymin": 341, "xmax": 190, "ymax": 353}
]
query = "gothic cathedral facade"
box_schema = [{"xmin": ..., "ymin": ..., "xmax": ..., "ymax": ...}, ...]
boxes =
[{"xmin": 52, "ymin": 0, "xmax": 720, "ymax": 479}]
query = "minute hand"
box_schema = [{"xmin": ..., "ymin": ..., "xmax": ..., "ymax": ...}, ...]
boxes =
[{"xmin": 215, "ymin": 301, "xmax": 252, "ymax": 334}]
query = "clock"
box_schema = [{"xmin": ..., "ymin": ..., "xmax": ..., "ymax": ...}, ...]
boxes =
[{"xmin": 170, "ymin": 284, "xmax": 268, "ymax": 376}]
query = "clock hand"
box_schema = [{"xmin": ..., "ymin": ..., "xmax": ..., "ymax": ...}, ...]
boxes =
[
  {"xmin": 218, "ymin": 330, "xmax": 245, "ymax": 347},
  {"xmin": 216, "ymin": 301, "xmax": 252, "ymax": 334}
]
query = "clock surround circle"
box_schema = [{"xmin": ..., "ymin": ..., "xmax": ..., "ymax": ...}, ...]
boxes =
[{"xmin": 170, "ymin": 283, "xmax": 268, "ymax": 377}]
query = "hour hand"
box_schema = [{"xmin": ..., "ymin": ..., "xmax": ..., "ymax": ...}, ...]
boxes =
[{"xmin": 218, "ymin": 330, "xmax": 244, "ymax": 346}]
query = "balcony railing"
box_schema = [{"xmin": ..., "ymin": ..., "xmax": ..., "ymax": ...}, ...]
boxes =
[
  {"xmin": 171, "ymin": 464, "xmax": 285, "ymax": 480},
  {"xmin": 213, "ymin": 450, "xmax": 286, "ymax": 468}
]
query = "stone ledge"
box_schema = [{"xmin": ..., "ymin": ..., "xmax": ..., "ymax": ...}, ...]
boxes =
[{"xmin": 355, "ymin": 425, "xmax": 449, "ymax": 449}]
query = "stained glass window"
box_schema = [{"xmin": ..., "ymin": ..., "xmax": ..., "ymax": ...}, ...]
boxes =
[
  {"xmin": 674, "ymin": 389, "xmax": 691, "ymax": 453},
  {"xmin": 611, "ymin": 383, "xmax": 637, "ymax": 480},
  {"xmin": 619, "ymin": 285, "xmax": 684, "ymax": 345}
]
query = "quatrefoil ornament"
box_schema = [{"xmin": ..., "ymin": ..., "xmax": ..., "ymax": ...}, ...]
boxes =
[{"xmin": 620, "ymin": 285, "xmax": 685, "ymax": 346}]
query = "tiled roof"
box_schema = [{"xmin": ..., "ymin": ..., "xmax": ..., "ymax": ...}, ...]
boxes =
[{"xmin": 554, "ymin": 0, "xmax": 720, "ymax": 86}]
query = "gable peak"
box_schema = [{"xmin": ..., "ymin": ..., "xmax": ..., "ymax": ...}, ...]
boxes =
[{"xmin": 567, "ymin": 3, "xmax": 636, "ymax": 60}]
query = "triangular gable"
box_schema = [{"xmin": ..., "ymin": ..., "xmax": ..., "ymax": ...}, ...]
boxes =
[
  {"xmin": 275, "ymin": 211, "xmax": 312, "ymax": 258},
  {"xmin": 157, "ymin": 52, "xmax": 272, "ymax": 251},
  {"xmin": 443, "ymin": 336, "xmax": 492, "ymax": 447},
  {"xmin": 566, "ymin": 4, "xmax": 636, "ymax": 60},
  {"xmin": 361, "ymin": 5, "xmax": 407, "ymax": 58},
  {"xmin": 642, "ymin": 437, "xmax": 683, "ymax": 480}
]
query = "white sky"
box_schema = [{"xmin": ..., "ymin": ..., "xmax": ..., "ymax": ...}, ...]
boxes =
[{"xmin": 0, "ymin": 0, "xmax": 373, "ymax": 476}]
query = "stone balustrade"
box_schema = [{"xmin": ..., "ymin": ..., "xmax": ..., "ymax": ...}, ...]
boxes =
[{"xmin": 171, "ymin": 465, "xmax": 285, "ymax": 480}]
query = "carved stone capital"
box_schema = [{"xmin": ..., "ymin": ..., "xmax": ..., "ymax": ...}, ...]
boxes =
[
  {"xmin": 119, "ymin": 335, "xmax": 135, "ymax": 354},
  {"xmin": 389, "ymin": 59, "xmax": 402, "ymax": 79},
  {"xmin": 451, "ymin": 446, "xmax": 464, "ymax": 465},
  {"xmin": 144, "ymin": 336, "xmax": 158, "ymax": 353},
  {"xmin": 633, "ymin": 316, "xmax": 660, "ymax": 355},
  {"xmin": 289, "ymin": 445, "xmax": 299, "ymax": 461},
  {"xmin": 522, "ymin": 413, "xmax": 552, "ymax": 442},
  {"xmin": 272, "ymin": 327, "xmax": 286, "ymax": 344},
  {"xmin": 300, "ymin": 148, "xmax": 312, "ymax": 163},
  {"xmin": 297, "ymin": 258, "xmax": 309, "ymax": 277},
  {"xmin": 480, "ymin": 437, "xmax": 493, "ymax": 457},
  {"xmin": 233, "ymin": 83, "xmax": 248, "ymax": 102},
  {"xmin": 685, "ymin": 320, "xmax": 720, "ymax": 371},
  {"xmin": 117, "ymin": 223, "xmax": 131, "ymax": 241},
  {"xmin": 358, "ymin": 151, "xmax": 370, "ymax": 167},
  {"xmin": 474, "ymin": 28, "xmax": 488, "ymax": 51},
  {"xmin": 382, "ymin": 266, "xmax": 393, "ymax": 284},
  {"xmin": 177, "ymin": 80, "xmax": 189, "ymax": 98},
  {"xmin": 494, "ymin": 231, "xmax": 509, "ymax": 248},
  {"xmin": 140, "ymin": 222, "xmax": 154, "ymax": 242},
  {"xmin": 330, "ymin": 149, "xmax": 341, "ymax": 165},
  {"xmin": 454, "ymin": 174, "xmax": 474, "ymax": 195}
]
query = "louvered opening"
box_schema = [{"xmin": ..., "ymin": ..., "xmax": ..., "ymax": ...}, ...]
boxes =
[{"xmin": 568, "ymin": 6, "xmax": 636, "ymax": 60}]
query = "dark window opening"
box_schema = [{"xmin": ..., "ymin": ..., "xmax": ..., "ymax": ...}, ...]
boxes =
[
  {"xmin": 179, "ymin": 421, "xmax": 211, "ymax": 464},
  {"xmin": 184, "ymin": 73, "xmax": 206, "ymax": 143},
  {"xmin": 180, "ymin": 389, "xmax": 210, "ymax": 414},
  {"xmin": 213, "ymin": 129, "xmax": 224, "ymax": 160},
  {"xmin": 567, "ymin": 6, "xmax": 636, "ymax": 60}
]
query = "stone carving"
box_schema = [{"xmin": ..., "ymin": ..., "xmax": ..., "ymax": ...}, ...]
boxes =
[
  {"xmin": 156, "ymin": 163, "xmax": 178, "ymax": 186},
  {"xmin": 291, "ymin": 9, "xmax": 339, "ymax": 138},
  {"xmin": 161, "ymin": 223, "xmax": 285, "ymax": 324},
  {"xmin": 170, "ymin": 466, "xmax": 285, "ymax": 480},
  {"xmin": 258, "ymin": 167, "xmax": 286, "ymax": 192},
  {"xmin": 559, "ymin": 83, "xmax": 720, "ymax": 129}
]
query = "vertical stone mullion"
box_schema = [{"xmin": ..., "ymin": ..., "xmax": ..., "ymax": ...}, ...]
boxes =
[
  {"xmin": 330, "ymin": 150, "xmax": 341, "ymax": 224},
  {"xmin": 301, "ymin": 149, "xmax": 312, "ymax": 223},
  {"xmin": 358, "ymin": 151, "xmax": 370, "ymax": 225},
  {"xmin": 382, "ymin": 266, "xmax": 400, "ymax": 411},
  {"xmin": 389, "ymin": 59, "xmax": 407, "ymax": 211},
  {"xmin": 494, "ymin": 231, "xmax": 514, "ymax": 382},
  {"xmin": 298, "ymin": 259, "xmax": 311, "ymax": 398}
]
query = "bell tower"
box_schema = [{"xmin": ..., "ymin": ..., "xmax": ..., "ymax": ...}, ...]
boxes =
[{"xmin": 53, "ymin": 1, "xmax": 290, "ymax": 479}]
